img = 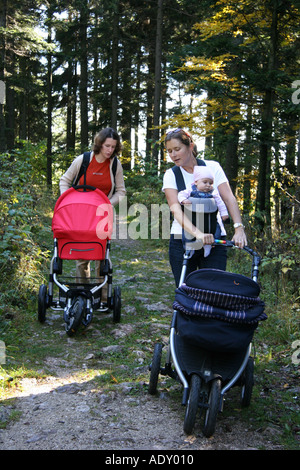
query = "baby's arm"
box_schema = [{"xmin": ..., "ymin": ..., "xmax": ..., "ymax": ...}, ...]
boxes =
[{"xmin": 178, "ymin": 187, "xmax": 192, "ymax": 204}]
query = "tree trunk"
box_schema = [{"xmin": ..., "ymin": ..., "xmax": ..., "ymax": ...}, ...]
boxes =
[
  {"xmin": 79, "ymin": 1, "xmax": 89, "ymax": 151},
  {"xmin": 0, "ymin": 0, "xmax": 7, "ymax": 152},
  {"xmin": 133, "ymin": 46, "xmax": 142, "ymax": 167},
  {"xmin": 243, "ymin": 98, "xmax": 253, "ymax": 216},
  {"xmin": 145, "ymin": 50, "xmax": 155, "ymax": 163},
  {"xmin": 66, "ymin": 61, "xmax": 73, "ymax": 152},
  {"xmin": 160, "ymin": 59, "xmax": 167, "ymax": 167},
  {"xmin": 255, "ymin": 2, "xmax": 279, "ymax": 229},
  {"xmin": 224, "ymin": 125, "xmax": 239, "ymax": 194},
  {"xmin": 204, "ymin": 91, "xmax": 213, "ymax": 151},
  {"xmin": 152, "ymin": 0, "xmax": 163, "ymax": 167},
  {"xmin": 111, "ymin": 2, "xmax": 119, "ymax": 130},
  {"xmin": 19, "ymin": 58, "xmax": 27, "ymax": 140},
  {"xmin": 295, "ymin": 127, "xmax": 300, "ymax": 225},
  {"xmin": 46, "ymin": 13, "xmax": 53, "ymax": 188},
  {"xmin": 5, "ymin": 49, "xmax": 15, "ymax": 151},
  {"xmin": 280, "ymin": 117, "xmax": 297, "ymax": 224}
]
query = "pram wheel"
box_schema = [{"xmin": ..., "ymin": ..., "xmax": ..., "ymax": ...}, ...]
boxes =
[
  {"xmin": 202, "ymin": 378, "xmax": 221, "ymax": 438},
  {"xmin": 148, "ymin": 343, "xmax": 162, "ymax": 395},
  {"xmin": 112, "ymin": 286, "xmax": 121, "ymax": 323},
  {"xmin": 183, "ymin": 374, "xmax": 201, "ymax": 434},
  {"xmin": 65, "ymin": 295, "xmax": 86, "ymax": 336},
  {"xmin": 38, "ymin": 284, "xmax": 48, "ymax": 323},
  {"xmin": 240, "ymin": 356, "xmax": 254, "ymax": 407}
]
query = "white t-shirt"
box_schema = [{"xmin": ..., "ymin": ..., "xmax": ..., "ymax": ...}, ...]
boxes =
[{"xmin": 162, "ymin": 159, "xmax": 229, "ymax": 235}]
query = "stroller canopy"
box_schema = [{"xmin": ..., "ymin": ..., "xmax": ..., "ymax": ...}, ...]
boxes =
[
  {"xmin": 174, "ymin": 268, "xmax": 267, "ymax": 353},
  {"xmin": 52, "ymin": 187, "xmax": 113, "ymax": 260}
]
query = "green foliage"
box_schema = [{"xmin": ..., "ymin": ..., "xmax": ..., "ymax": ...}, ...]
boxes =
[
  {"xmin": 255, "ymin": 225, "xmax": 300, "ymax": 301},
  {"xmin": 0, "ymin": 143, "xmax": 53, "ymax": 316},
  {"xmin": 124, "ymin": 162, "xmax": 166, "ymax": 207}
]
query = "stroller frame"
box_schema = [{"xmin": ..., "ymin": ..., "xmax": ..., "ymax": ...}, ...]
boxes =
[
  {"xmin": 38, "ymin": 186, "xmax": 121, "ymax": 336},
  {"xmin": 149, "ymin": 239, "xmax": 262, "ymax": 437}
]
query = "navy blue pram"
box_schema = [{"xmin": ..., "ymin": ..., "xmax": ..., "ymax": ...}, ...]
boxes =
[
  {"xmin": 148, "ymin": 240, "xmax": 267, "ymax": 437},
  {"xmin": 174, "ymin": 268, "xmax": 266, "ymax": 353}
]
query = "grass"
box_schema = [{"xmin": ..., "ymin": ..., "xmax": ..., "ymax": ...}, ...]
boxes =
[{"xmin": 0, "ymin": 228, "xmax": 299, "ymax": 448}]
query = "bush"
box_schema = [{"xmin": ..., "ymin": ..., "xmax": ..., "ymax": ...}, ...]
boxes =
[
  {"xmin": 124, "ymin": 162, "xmax": 166, "ymax": 207},
  {"xmin": 0, "ymin": 144, "xmax": 53, "ymax": 313}
]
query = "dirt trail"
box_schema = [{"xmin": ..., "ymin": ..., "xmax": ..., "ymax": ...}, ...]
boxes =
[
  {"xmin": 0, "ymin": 235, "xmax": 284, "ymax": 451},
  {"xmin": 0, "ymin": 370, "xmax": 282, "ymax": 450}
]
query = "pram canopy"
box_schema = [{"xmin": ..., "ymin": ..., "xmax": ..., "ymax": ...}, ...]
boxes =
[
  {"xmin": 174, "ymin": 268, "xmax": 267, "ymax": 352},
  {"xmin": 52, "ymin": 187, "xmax": 113, "ymax": 260}
]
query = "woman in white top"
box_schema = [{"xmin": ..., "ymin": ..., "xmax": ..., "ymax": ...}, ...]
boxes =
[{"xmin": 163, "ymin": 128, "xmax": 247, "ymax": 286}]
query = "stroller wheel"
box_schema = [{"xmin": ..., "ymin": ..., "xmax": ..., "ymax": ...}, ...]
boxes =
[
  {"xmin": 65, "ymin": 296, "xmax": 86, "ymax": 337},
  {"xmin": 184, "ymin": 374, "xmax": 201, "ymax": 435},
  {"xmin": 112, "ymin": 286, "xmax": 121, "ymax": 323},
  {"xmin": 148, "ymin": 343, "xmax": 162, "ymax": 395},
  {"xmin": 240, "ymin": 356, "xmax": 254, "ymax": 407},
  {"xmin": 38, "ymin": 284, "xmax": 48, "ymax": 323},
  {"xmin": 202, "ymin": 378, "xmax": 221, "ymax": 438}
]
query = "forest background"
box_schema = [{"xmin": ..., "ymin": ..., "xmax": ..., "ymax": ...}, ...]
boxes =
[
  {"xmin": 0, "ymin": 0, "xmax": 299, "ymax": 448},
  {"xmin": 0, "ymin": 0, "xmax": 299, "ymax": 394}
]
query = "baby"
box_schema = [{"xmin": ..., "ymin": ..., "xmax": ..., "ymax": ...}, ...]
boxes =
[{"xmin": 178, "ymin": 166, "xmax": 229, "ymax": 256}]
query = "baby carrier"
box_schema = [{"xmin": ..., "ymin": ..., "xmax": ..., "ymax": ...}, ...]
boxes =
[{"xmin": 172, "ymin": 160, "xmax": 218, "ymax": 241}]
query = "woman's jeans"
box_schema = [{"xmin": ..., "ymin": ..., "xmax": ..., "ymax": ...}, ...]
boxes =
[{"xmin": 169, "ymin": 230, "xmax": 227, "ymax": 287}]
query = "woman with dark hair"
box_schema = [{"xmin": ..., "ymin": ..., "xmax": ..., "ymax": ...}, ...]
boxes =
[
  {"xmin": 59, "ymin": 127, "xmax": 126, "ymax": 283},
  {"xmin": 163, "ymin": 128, "xmax": 247, "ymax": 287},
  {"xmin": 60, "ymin": 127, "xmax": 125, "ymax": 206}
]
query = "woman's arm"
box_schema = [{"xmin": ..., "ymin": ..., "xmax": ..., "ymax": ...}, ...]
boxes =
[
  {"xmin": 109, "ymin": 159, "xmax": 126, "ymax": 207},
  {"xmin": 164, "ymin": 188, "xmax": 214, "ymax": 245},
  {"xmin": 217, "ymin": 181, "xmax": 247, "ymax": 248}
]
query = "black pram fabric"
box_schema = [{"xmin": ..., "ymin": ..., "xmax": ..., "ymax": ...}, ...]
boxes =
[
  {"xmin": 174, "ymin": 268, "xmax": 267, "ymax": 352},
  {"xmin": 184, "ymin": 268, "xmax": 261, "ymax": 297}
]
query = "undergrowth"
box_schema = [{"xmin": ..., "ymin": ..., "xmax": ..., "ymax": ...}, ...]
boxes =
[{"xmin": 0, "ymin": 144, "xmax": 299, "ymax": 448}]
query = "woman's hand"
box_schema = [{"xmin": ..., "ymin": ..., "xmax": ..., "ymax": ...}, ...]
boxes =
[
  {"xmin": 232, "ymin": 226, "xmax": 247, "ymax": 248},
  {"xmin": 195, "ymin": 231, "xmax": 214, "ymax": 245}
]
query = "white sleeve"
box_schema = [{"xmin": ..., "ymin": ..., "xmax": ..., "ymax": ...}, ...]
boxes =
[
  {"xmin": 162, "ymin": 168, "xmax": 177, "ymax": 191},
  {"xmin": 204, "ymin": 160, "xmax": 228, "ymax": 189},
  {"xmin": 212, "ymin": 189, "xmax": 229, "ymax": 217}
]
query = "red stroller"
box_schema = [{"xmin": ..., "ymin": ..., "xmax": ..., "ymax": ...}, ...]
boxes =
[{"xmin": 37, "ymin": 185, "xmax": 121, "ymax": 336}]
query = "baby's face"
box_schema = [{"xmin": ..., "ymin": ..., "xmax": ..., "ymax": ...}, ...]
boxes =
[{"xmin": 195, "ymin": 177, "xmax": 214, "ymax": 192}]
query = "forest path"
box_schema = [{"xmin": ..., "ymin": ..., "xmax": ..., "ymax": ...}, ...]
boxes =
[{"xmin": 0, "ymin": 229, "xmax": 283, "ymax": 451}]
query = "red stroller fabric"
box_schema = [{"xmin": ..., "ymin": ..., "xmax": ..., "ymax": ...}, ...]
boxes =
[{"xmin": 52, "ymin": 187, "xmax": 113, "ymax": 260}]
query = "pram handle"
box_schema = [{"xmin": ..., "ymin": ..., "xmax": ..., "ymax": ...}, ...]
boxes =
[
  {"xmin": 214, "ymin": 239, "xmax": 260, "ymax": 261},
  {"xmin": 73, "ymin": 184, "xmax": 97, "ymax": 192},
  {"xmin": 214, "ymin": 239, "xmax": 261, "ymax": 281},
  {"xmin": 184, "ymin": 238, "xmax": 261, "ymax": 281}
]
